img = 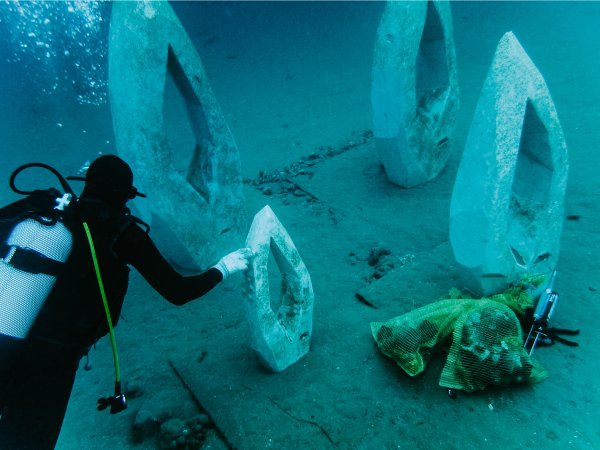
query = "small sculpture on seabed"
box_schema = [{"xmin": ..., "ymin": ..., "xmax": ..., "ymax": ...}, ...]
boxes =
[{"xmin": 243, "ymin": 205, "xmax": 314, "ymax": 372}]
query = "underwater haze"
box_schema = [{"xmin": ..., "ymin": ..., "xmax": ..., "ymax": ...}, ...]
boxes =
[{"xmin": 1, "ymin": 1, "xmax": 599, "ymax": 449}]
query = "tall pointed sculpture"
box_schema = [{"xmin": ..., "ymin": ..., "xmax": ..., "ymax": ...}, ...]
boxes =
[
  {"xmin": 371, "ymin": 0, "xmax": 459, "ymax": 188},
  {"xmin": 244, "ymin": 206, "xmax": 314, "ymax": 372},
  {"xmin": 109, "ymin": 1, "xmax": 245, "ymax": 269},
  {"xmin": 450, "ymin": 32, "xmax": 568, "ymax": 296}
]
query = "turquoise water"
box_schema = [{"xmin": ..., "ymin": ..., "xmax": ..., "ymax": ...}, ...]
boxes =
[{"xmin": 1, "ymin": 2, "xmax": 599, "ymax": 449}]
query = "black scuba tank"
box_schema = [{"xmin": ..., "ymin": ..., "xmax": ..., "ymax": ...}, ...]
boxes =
[{"xmin": 0, "ymin": 164, "xmax": 76, "ymax": 339}]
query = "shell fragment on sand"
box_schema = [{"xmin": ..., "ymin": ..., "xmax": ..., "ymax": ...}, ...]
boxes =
[
  {"xmin": 108, "ymin": 1, "xmax": 245, "ymax": 269},
  {"xmin": 450, "ymin": 32, "xmax": 568, "ymax": 296},
  {"xmin": 244, "ymin": 205, "xmax": 314, "ymax": 372},
  {"xmin": 371, "ymin": 0, "xmax": 459, "ymax": 187}
]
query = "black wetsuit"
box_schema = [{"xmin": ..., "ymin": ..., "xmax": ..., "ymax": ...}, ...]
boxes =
[{"xmin": 0, "ymin": 193, "xmax": 222, "ymax": 449}]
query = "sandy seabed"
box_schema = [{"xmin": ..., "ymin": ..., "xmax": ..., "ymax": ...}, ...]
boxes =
[{"xmin": 1, "ymin": 2, "xmax": 598, "ymax": 449}]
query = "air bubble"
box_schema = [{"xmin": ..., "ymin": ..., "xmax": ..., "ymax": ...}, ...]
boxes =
[{"xmin": 3, "ymin": 0, "xmax": 109, "ymax": 105}]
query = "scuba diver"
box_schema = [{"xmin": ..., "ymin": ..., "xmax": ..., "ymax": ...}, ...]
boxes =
[{"xmin": 0, "ymin": 154, "xmax": 253, "ymax": 449}]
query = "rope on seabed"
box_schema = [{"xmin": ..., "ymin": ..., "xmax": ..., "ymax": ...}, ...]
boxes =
[
  {"xmin": 167, "ymin": 359, "xmax": 236, "ymax": 450},
  {"xmin": 240, "ymin": 381, "xmax": 337, "ymax": 447}
]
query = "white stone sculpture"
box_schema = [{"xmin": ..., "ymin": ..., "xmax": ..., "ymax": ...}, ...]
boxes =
[
  {"xmin": 450, "ymin": 32, "xmax": 568, "ymax": 296},
  {"xmin": 244, "ymin": 206, "xmax": 314, "ymax": 372},
  {"xmin": 372, "ymin": 0, "xmax": 459, "ymax": 187},
  {"xmin": 109, "ymin": 1, "xmax": 245, "ymax": 270}
]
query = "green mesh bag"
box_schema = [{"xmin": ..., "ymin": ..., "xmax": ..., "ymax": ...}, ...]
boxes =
[{"xmin": 371, "ymin": 280, "xmax": 549, "ymax": 392}]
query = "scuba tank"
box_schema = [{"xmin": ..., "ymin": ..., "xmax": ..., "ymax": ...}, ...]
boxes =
[
  {"xmin": 0, "ymin": 163, "xmax": 75, "ymax": 339},
  {"xmin": 0, "ymin": 217, "xmax": 72, "ymax": 338}
]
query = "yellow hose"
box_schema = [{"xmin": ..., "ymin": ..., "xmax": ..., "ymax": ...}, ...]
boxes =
[{"xmin": 82, "ymin": 222, "xmax": 121, "ymax": 383}]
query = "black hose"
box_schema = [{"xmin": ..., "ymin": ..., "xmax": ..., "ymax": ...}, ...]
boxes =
[{"xmin": 9, "ymin": 162, "xmax": 75, "ymax": 197}]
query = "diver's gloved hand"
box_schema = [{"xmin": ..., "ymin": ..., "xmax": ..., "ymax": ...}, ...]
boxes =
[{"xmin": 213, "ymin": 248, "xmax": 253, "ymax": 279}]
